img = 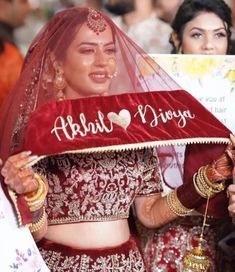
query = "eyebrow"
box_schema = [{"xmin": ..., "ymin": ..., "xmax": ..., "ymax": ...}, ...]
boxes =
[
  {"xmin": 190, "ymin": 27, "xmax": 226, "ymax": 32},
  {"xmin": 77, "ymin": 42, "xmax": 115, "ymax": 47}
]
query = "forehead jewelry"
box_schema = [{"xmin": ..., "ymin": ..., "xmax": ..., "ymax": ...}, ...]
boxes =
[{"xmin": 87, "ymin": 8, "xmax": 107, "ymax": 35}]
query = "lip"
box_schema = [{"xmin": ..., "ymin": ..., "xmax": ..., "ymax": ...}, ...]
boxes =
[{"xmin": 89, "ymin": 72, "xmax": 109, "ymax": 83}]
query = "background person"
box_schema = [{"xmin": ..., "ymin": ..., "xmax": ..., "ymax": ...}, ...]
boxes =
[
  {"xmin": 104, "ymin": 0, "xmax": 172, "ymax": 53},
  {"xmin": 141, "ymin": 0, "xmax": 235, "ymax": 271},
  {"xmin": 0, "ymin": 0, "xmax": 31, "ymax": 106},
  {"xmin": 169, "ymin": 0, "xmax": 232, "ymax": 54},
  {"xmin": 155, "ymin": 0, "xmax": 183, "ymax": 24}
]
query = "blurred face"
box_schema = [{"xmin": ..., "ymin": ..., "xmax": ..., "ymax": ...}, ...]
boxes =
[
  {"xmin": 156, "ymin": 0, "xmax": 182, "ymax": 23},
  {"xmin": 7, "ymin": 0, "xmax": 32, "ymax": 28},
  {"xmin": 62, "ymin": 23, "xmax": 117, "ymax": 99},
  {"xmin": 104, "ymin": 0, "xmax": 135, "ymax": 15},
  {"xmin": 180, "ymin": 12, "xmax": 228, "ymax": 55}
]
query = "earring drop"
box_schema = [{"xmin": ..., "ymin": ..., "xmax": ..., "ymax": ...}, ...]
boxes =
[{"xmin": 54, "ymin": 67, "xmax": 66, "ymax": 100}]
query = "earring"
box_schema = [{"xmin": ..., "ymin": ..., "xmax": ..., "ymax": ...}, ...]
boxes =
[
  {"xmin": 54, "ymin": 67, "xmax": 66, "ymax": 100},
  {"xmin": 177, "ymin": 46, "xmax": 183, "ymax": 54}
]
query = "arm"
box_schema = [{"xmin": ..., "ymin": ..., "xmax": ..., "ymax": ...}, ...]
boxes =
[
  {"xmin": 227, "ymin": 135, "xmax": 235, "ymax": 219},
  {"xmin": 228, "ymin": 183, "xmax": 235, "ymax": 218},
  {"xmin": 135, "ymin": 135, "xmax": 235, "ymax": 229},
  {"xmin": 134, "ymin": 193, "xmax": 178, "ymax": 228}
]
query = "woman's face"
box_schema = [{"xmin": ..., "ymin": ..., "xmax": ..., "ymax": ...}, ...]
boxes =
[
  {"xmin": 180, "ymin": 12, "xmax": 228, "ymax": 55},
  {"xmin": 62, "ymin": 23, "xmax": 116, "ymax": 98}
]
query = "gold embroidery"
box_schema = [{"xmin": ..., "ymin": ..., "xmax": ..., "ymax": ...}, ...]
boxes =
[
  {"xmin": 40, "ymin": 248, "xmax": 145, "ymax": 271},
  {"xmin": 34, "ymin": 150, "xmax": 162, "ymax": 224}
]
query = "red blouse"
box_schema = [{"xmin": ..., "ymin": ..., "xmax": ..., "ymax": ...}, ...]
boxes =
[{"xmin": 34, "ymin": 149, "xmax": 162, "ymax": 225}]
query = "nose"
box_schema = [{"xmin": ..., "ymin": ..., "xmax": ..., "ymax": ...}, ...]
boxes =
[
  {"xmin": 94, "ymin": 48, "xmax": 108, "ymax": 66},
  {"xmin": 202, "ymin": 35, "xmax": 215, "ymax": 53}
]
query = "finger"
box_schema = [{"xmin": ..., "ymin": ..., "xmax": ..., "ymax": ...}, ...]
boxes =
[
  {"xmin": 230, "ymin": 134, "xmax": 235, "ymax": 146},
  {"xmin": 5, "ymin": 168, "xmax": 35, "ymax": 188},
  {"xmin": 10, "ymin": 174, "xmax": 38, "ymax": 195},
  {"xmin": 6, "ymin": 151, "xmax": 32, "ymax": 164},
  {"xmin": 225, "ymin": 150, "xmax": 235, "ymax": 166},
  {"xmin": 3, "ymin": 166, "xmax": 35, "ymax": 188},
  {"xmin": 0, "ymin": 158, "xmax": 2, "ymax": 166},
  {"xmin": 228, "ymin": 195, "xmax": 235, "ymax": 212},
  {"xmin": 1, "ymin": 154, "xmax": 38, "ymax": 176},
  {"xmin": 228, "ymin": 184, "xmax": 235, "ymax": 194}
]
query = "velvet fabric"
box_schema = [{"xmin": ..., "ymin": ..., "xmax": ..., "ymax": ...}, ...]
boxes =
[{"xmin": 23, "ymin": 90, "xmax": 229, "ymax": 158}]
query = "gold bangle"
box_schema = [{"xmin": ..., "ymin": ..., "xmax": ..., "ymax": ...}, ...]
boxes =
[
  {"xmin": 201, "ymin": 166, "xmax": 225, "ymax": 191},
  {"xmin": 193, "ymin": 171, "xmax": 213, "ymax": 198},
  {"xmin": 194, "ymin": 166, "xmax": 225, "ymax": 199},
  {"xmin": 24, "ymin": 173, "xmax": 48, "ymax": 212},
  {"xmin": 166, "ymin": 190, "xmax": 193, "ymax": 216},
  {"xmin": 29, "ymin": 208, "xmax": 47, "ymax": 233}
]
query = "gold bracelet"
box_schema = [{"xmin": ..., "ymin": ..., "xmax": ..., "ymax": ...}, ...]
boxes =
[
  {"xmin": 194, "ymin": 166, "xmax": 225, "ymax": 199},
  {"xmin": 193, "ymin": 171, "xmax": 214, "ymax": 198},
  {"xmin": 24, "ymin": 173, "xmax": 48, "ymax": 212},
  {"xmin": 200, "ymin": 165, "xmax": 225, "ymax": 192},
  {"xmin": 166, "ymin": 190, "xmax": 193, "ymax": 216},
  {"xmin": 29, "ymin": 208, "xmax": 47, "ymax": 233}
]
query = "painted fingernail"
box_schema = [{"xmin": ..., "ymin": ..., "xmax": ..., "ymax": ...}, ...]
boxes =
[
  {"xmin": 22, "ymin": 151, "xmax": 32, "ymax": 156},
  {"xmin": 29, "ymin": 155, "xmax": 38, "ymax": 161}
]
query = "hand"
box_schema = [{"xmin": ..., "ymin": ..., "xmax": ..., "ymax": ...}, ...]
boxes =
[
  {"xmin": 1, "ymin": 151, "xmax": 39, "ymax": 195},
  {"xmin": 226, "ymin": 134, "xmax": 235, "ymax": 166},
  {"xmin": 206, "ymin": 134, "xmax": 235, "ymax": 183},
  {"xmin": 228, "ymin": 183, "xmax": 235, "ymax": 217}
]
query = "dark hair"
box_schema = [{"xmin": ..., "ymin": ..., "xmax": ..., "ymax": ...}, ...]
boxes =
[{"xmin": 170, "ymin": 0, "xmax": 232, "ymax": 53}]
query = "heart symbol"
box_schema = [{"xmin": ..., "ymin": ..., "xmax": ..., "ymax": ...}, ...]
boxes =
[{"xmin": 107, "ymin": 109, "xmax": 131, "ymax": 130}]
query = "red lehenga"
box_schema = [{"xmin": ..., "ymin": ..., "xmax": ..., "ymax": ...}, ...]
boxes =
[{"xmin": 140, "ymin": 216, "xmax": 227, "ymax": 272}]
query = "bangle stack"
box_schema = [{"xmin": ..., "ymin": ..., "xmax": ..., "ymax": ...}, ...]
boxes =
[
  {"xmin": 193, "ymin": 165, "xmax": 225, "ymax": 198},
  {"xmin": 24, "ymin": 173, "xmax": 48, "ymax": 212},
  {"xmin": 24, "ymin": 173, "xmax": 48, "ymax": 232},
  {"xmin": 167, "ymin": 189, "xmax": 194, "ymax": 216},
  {"xmin": 29, "ymin": 207, "xmax": 47, "ymax": 233}
]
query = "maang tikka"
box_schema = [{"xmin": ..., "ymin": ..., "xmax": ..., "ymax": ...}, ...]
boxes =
[
  {"xmin": 54, "ymin": 67, "xmax": 66, "ymax": 100},
  {"xmin": 87, "ymin": 8, "xmax": 107, "ymax": 35}
]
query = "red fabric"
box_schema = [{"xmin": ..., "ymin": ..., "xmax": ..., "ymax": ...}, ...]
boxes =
[
  {"xmin": 23, "ymin": 90, "xmax": 229, "ymax": 157},
  {"xmin": 1, "ymin": 181, "xmax": 32, "ymax": 225}
]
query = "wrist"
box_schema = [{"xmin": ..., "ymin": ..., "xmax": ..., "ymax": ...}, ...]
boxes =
[
  {"xmin": 29, "ymin": 207, "xmax": 47, "ymax": 233},
  {"xmin": 167, "ymin": 189, "xmax": 193, "ymax": 216},
  {"xmin": 24, "ymin": 173, "xmax": 48, "ymax": 212},
  {"xmin": 177, "ymin": 165, "xmax": 225, "ymax": 210}
]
